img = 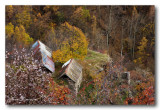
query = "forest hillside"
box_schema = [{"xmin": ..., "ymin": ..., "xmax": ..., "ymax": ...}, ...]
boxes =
[{"xmin": 5, "ymin": 6, "xmax": 155, "ymax": 105}]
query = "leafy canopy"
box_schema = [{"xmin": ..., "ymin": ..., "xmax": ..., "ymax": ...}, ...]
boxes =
[
  {"xmin": 6, "ymin": 22, "xmax": 14, "ymax": 39},
  {"xmin": 52, "ymin": 22, "xmax": 88, "ymax": 63},
  {"xmin": 14, "ymin": 25, "xmax": 33, "ymax": 46},
  {"xmin": 15, "ymin": 9, "xmax": 31, "ymax": 29},
  {"xmin": 134, "ymin": 36, "xmax": 148, "ymax": 65}
]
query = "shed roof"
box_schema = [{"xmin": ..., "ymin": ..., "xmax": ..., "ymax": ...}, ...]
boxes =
[
  {"xmin": 31, "ymin": 40, "xmax": 55, "ymax": 73},
  {"xmin": 61, "ymin": 59, "xmax": 82, "ymax": 83}
]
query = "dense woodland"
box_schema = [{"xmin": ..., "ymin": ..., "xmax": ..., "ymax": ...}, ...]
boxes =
[{"xmin": 5, "ymin": 6, "xmax": 155, "ymax": 105}]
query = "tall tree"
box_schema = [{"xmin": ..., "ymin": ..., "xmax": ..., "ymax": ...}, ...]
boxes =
[
  {"xmin": 14, "ymin": 25, "xmax": 33, "ymax": 47},
  {"xmin": 106, "ymin": 7, "xmax": 112, "ymax": 50},
  {"xmin": 14, "ymin": 7, "xmax": 32, "ymax": 29},
  {"xmin": 134, "ymin": 36, "xmax": 148, "ymax": 66},
  {"xmin": 71, "ymin": 6, "xmax": 91, "ymax": 32},
  {"xmin": 52, "ymin": 22, "xmax": 88, "ymax": 63},
  {"xmin": 6, "ymin": 22, "xmax": 14, "ymax": 39},
  {"xmin": 121, "ymin": 20, "xmax": 124, "ymax": 57},
  {"xmin": 6, "ymin": 5, "xmax": 13, "ymax": 23}
]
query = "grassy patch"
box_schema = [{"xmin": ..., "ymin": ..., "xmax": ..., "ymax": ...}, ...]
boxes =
[
  {"xmin": 77, "ymin": 49, "xmax": 111, "ymax": 81},
  {"xmin": 86, "ymin": 49, "xmax": 110, "ymax": 61}
]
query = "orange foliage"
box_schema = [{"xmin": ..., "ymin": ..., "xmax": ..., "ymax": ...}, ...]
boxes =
[
  {"xmin": 37, "ymin": 78, "xmax": 70, "ymax": 105},
  {"xmin": 125, "ymin": 86, "xmax": 154, "ymax": 105}
]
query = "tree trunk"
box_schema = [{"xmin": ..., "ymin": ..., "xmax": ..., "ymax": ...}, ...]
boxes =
[
  {"xmin": 129, "ymin": 16, "xmax": 133, "ymax": 58},
  {"xmin": 106, "ymin": 7, "xmax": 112, "ymax": 50},
  {"xmin": 133, "ymin": 18, "xmax": 138, "ymax": 58},
  {"xmin": 121, "ymin": 21, "xmax": 124, "ymax": 57}
]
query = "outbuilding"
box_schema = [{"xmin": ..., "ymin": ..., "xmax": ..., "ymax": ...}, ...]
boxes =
[
  {"xmin": 59, "ymin": 59, "xmax": 83, "ymax": 94},
  {"xmin": 31, "ymin": 40, "xmax": 55, "ymax": 73}
]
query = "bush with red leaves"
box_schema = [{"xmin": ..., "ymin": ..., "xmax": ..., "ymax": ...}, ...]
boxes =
[{"xmin": 125, "ymin": 86, "xmax": 155, "ymax": 105}]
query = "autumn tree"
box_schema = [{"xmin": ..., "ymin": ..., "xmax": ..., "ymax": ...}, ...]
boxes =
[
  {"xmin": 29, "ymin": 12, "xmax": 51, "ymax": 41},
  {"xmin": 14, "ymin": 25, "xmax": 33, "ymax": 47},
  {"xmin": 52, "ymin": 22, "xmax": 88, "ymax": 63},
  {"xmin": 71, "ymin": 6, "xmax": 91, "ymax": 32},
  {"xmin": 6, "ymin": 22, "xmax": 14, "ymax": 39},
  {"xmin": 133, "ymin": 23, "xmax": 155, "ymax": 72},
  {"xmin": 91, "ymin": 15, "xmax": 97, "ymax": 38},
  {"xmin": 91, "ymin": 15, "xmax": 102, "ymax": 50},
  {"xmin": 45, "ymin": 26, "xmax": 58, "ymax": 50},
  {"xmin": 6, "ymin": 5, "xmax": 13, "ymax": 23},
  {"xmin": 134, "ymin": 36, "xmax": 148, "ymax": 66},
  {"xmin": 141, "ymin": 23, "xmax": 155, "ymax": 55},
  {"xmin": 14, "ymin": 7, "xmax": 32, "ymax": 29},
  {"xmin": 105, "ymin": 6, "xmax": 112, "ymax": 50}
]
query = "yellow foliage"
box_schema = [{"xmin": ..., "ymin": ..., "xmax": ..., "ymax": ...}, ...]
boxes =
[
  {"xmin": 37, "ymin": 13, "xmax": 41, "ymax": 18},
  {"xmin": 137, "ymin": 37, "xmax": 148, "ymax": 56},
  {"xmin": 132, "ymin": 6, "xmax": 138, "ymax": 16},
  {"xmin": 43, "ymin": 6, "xmax": 59, "ymax": 13},
  {"xmin": 6, "ymin": 22, "xmax": 14, "ymax": 39},
  {"xmin": 141, "ymin": 23, "xmax": 154, "ymax": 36},
  {"xmin": 134, "ymin": 23, "xmax": 154, "ymax": 67},
  {"xmin": 53, "ymin": 48, "xmax": 71, "ymax": 63},
  {"xmin": 133, "ymin": 59, "xmax": 137, "ymax": 63},
  {"xmin": 91, "ymin": 15, "xmax": 97, "ymax": 36},
  {"xmin": 52, "ymin": 22, "xmax": 88, "ymax": 63},
  {"xmin": 15, "ymin": 10, "xmax": 31, "ymax": 29},
  {"xmin": 135, "ymin": 37, "xmax": 148, "ymax": 65},
  {"xmin": 71, "ymin": 6, "xmax": 91, "ymax": 24},
  {"xmin": 6, "ymin": 5, "xmax": 13, "ymax": 19},
  {"xmin": 14, "ymin": 25, "xmax": 33, "ymax": 47},
  {"xmin": 50, "ymin": 22, "xmax": 56, "ymax": 28},
  {"xmin": 53, "ymin": 6, "xmax": 59, "ymax": 12}
]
